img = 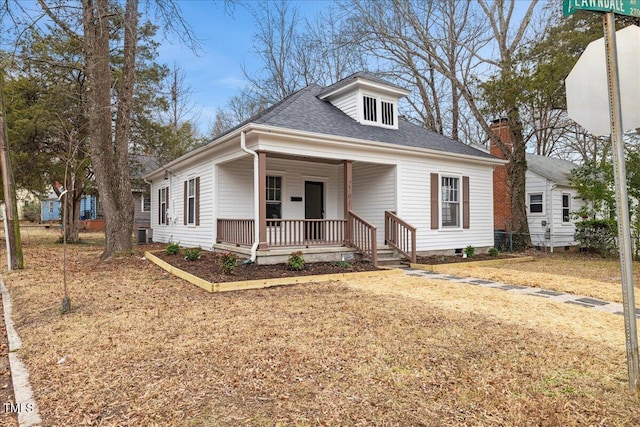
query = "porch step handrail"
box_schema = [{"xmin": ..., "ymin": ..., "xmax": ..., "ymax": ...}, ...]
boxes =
[
  {"xmin": 384, "ymin": 211, "xmax": 417, "ymax": 263},
  {"xmin": 217, "ymin": 219, "xmax": 255, "ymax": 246},
  {"xmin": 348, "ymin": 210, "xmax": 378, "ymax": 267}
]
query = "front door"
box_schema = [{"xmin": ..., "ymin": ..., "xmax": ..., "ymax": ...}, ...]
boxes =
[{"xmin": 305, "ymin": 181, "xmax": 324, "ymax": 241}]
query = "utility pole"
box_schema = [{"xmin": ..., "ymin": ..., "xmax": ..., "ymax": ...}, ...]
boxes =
[{"xmin": 0, "ymin": 71, "xmax": 24, "ymax": 270}]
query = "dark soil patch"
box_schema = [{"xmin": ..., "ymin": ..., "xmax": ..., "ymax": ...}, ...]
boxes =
[
  {"xmin": 152, "ymin": 250, "xmax": 380, "ymax": 283},
  {"xmin": 416, "ymin": 253, "xmax": 525, "ymax": 265}
]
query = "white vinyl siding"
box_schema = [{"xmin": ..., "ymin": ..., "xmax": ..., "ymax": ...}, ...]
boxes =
[
  {"xmin": 398, "ymin": 158, "xmax": 494, "ymax": 252},
  {"xmin": 151, "ymin": 161, "xmax": 214, "ymax": 248},
  {"xmin": 331, "ymin": 90, "xmax": 359, "ymax": 121},
  {"xmin": 525, "ymin": 170, "xmax": 586, "ymax": 249},
  {"xmin": 352, "ymin": 162, "xmax": 396, "ymax": 245},
  {"xmin": 217, "ymin": 157, "xmax": 254, "ymax": 218},
  {"xmin": 266, "ymin": 157, "xmax": 342, "ymax": 221}
]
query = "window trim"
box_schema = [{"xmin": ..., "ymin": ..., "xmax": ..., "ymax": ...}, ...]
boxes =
[
  {"xmin": 159, "ymin": 186, "xmax": 169, "ymax": 225},
  {"xmin": 562, "ymin": 193, "xmax": 571, "ymax": 224},
  {"xmin": 440, "ymin": 174, "xmax": 462, "ymax": 229},
  {"xmin": 184, "ymin": 177, "xmax": 200, "ymax": 227},
  {"xmin": 187, "ymin": 178, "xmax": 196, "ymax": 225},
  {"xmin": 266, "ymin": 175, "xmax": 283, "ymax": 223},
  {"xmin": 142, "ymin": 192, "xmax": 151, "ymax": 213},
  {"xmin": 528, "ymin": 192, "xmax": 544, "ymax": 215}
]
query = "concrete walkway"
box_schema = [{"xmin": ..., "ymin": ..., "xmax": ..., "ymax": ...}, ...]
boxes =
[
  {"xmin": 1, "ymin": 278, "xmax": 42, "ymax": 427},
  {"xmin": 404, "ymin": 268, "xmax": 640, "ymax": 318}
]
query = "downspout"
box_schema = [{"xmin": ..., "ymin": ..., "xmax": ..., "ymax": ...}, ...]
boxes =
[
  {"xmin": 240, "ymin": 130, "xmax": 259, "ymax": 263},
  {"xmin": 549, "ymin": 182, "xmax": 556, "ymax": 253}
]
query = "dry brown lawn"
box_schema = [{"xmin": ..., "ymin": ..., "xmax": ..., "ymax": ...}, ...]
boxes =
[{"xmin": 2, "ymin": 228, "xmax": 640, "ymax": 426}]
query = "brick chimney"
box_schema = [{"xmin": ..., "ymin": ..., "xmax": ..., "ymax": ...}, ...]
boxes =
[{"xmin": 489, "ymin": 118, "xmax": 512, "ymax": 231}]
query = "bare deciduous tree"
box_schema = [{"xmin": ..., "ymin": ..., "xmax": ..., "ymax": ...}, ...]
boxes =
[{"xmin": 344, "ymin": 0, "xmax": 539, "ymax": 247}]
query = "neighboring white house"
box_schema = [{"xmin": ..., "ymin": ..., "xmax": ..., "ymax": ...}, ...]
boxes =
[
  {"xmin": 145, "ymin": 72, "xmax": 505, "ymax": 265},
  {"xmin": 525, "ymin": 153, "xmax": 585, "ymax": 250}
]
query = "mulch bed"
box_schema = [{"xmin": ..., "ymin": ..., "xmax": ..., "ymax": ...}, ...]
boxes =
[{"xmin": 152, "ymin": 250, "xmax": 380, "ymax": 284}]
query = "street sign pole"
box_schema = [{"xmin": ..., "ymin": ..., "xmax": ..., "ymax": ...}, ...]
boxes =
[{"xmin": 603, "ymin": 11, "xmax": 640, "ymax": 393}]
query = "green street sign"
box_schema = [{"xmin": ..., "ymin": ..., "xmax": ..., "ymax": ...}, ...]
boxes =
[{"xmin": 563, "ymin": 0, "xmax": 640, "ymax": 17}]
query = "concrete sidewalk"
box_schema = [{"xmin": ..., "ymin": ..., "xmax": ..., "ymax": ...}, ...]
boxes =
[{"xmin": 404, "ymin": 268, "xmax": 639, "ymax": 318}]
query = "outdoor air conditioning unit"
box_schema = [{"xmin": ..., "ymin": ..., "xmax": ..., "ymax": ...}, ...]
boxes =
[{"xmin": 136, "ymin": 228, "xmax": 152, "ymax": 244}]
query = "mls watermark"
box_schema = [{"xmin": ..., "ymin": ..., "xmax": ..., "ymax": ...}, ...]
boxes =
[{"xmin": 3, "ymin": 402, "xmax": 35, "ymax": 413}]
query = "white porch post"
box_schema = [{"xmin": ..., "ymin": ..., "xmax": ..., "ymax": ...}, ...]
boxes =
[
  {"xmin": 344, "ymin": 160, "xmax": 353, "ymax": 246},
  {"xmin": 258, "ymin": 151, "xmax": 268, "ymax": 250}
]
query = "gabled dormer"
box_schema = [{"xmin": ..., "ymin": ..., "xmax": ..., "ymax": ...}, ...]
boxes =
[{"xmin": 318, "ymin": 72, "xmax": 410, "ymax": 130}]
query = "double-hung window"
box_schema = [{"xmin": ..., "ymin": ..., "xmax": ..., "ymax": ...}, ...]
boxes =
[
  {"xmin": 184, "ymin": 177, "xmax": 200, "ymax": 226},
  {"xmin": 529, "ymin": 193, "xmax": 543, "ymax": 214},
  {"xmin": 159, "ymin": 187, "xmax": 168, "ymax": 225},
  {"xmin": 430, "ymin": 173, "xmax": 469, "ymax": 230},
  {"xmin": 266, "ymin": 176, "xmax": 282, "ymax": 223},
  {"xmin": 142, "ymin": 193, "xmax": 151, "ymax": 212},
  {"xmin": 187, "ymin": 178, "xmax": 196, "ymax": 225},
  {"xmin": 441, "ymin": 176, "xmax": 460, "ymax": 228},
  {"xmin": 562, "ymin": 193, "xmax": 571, "ymax": 223}
]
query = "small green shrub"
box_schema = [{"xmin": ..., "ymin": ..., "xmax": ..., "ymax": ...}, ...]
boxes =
[
  {"xmin": 574, "ymin": 219, "xmax": 617, "ymax": 256},
  {"xmin": 183, "ymin": 247, "xmax": 201, "ymax": 261},
  {"xmin": 287, "ymin": 251, "xmax": 305, "ymax": 271},
  {"xmin": 464, "ymin": 245, "xmax": 475, "ymax": 258},
  {"xmin": 488, "ymin": 247, "xmax": 500, "ymax": 257},
  {"xmin": 220, "ymin": 252, "xmax": 238, "ymax": 275},
  {"xmin": 166, "ymin": 242, "xmax": 180, "ymax": 255},
  {"xmin": 335, "ymin": 260, "xmax": 351, "ymax": 268}
]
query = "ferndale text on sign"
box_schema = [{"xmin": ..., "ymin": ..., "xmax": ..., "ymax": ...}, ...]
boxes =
[{"xmin": 564, "ymin": 0, "xmax": 640, "ymax": 17}]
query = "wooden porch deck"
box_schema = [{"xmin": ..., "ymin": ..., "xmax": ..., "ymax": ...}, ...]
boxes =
[{"xmin": 217, "ymin": 210, "xmax": 417, "ymax": 266}]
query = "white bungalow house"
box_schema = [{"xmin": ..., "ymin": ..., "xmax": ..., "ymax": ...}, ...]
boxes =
[
  {"xmin": 525, "ymin": 153, "xmax": 585, "ymax": 250},
  {"xmin": 145, "ymin": 72, "xmax": 505, "ymax": 265}
]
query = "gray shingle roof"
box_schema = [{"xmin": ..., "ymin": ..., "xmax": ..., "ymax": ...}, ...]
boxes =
[
  {"xmin": 246, "ymin": 83, "xmax": 497, "ymax": 160},
  {"xmin": 526, "ymin": 153, "xmax": 578, "ymax": 186}
]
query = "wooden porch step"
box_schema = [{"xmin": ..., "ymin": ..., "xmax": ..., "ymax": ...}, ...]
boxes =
[{"xmin": 376, "ymin": 246, "xmax": 409, "ymax": 268}]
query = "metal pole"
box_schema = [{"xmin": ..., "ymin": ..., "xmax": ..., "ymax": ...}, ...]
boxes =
[
  {"xmin": 603, "ymin": 12, "xmax": 640, "ymax": 392},
  {"xmin": 2, "ymin": 205, "xmax": 10, "ymax": 271}
]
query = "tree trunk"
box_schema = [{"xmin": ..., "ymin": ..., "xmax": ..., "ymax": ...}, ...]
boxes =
[
  {"xmin": 0, "ymin": 72, "xmax": 23, "ymax": 269},
  {"xmin": 82, "ymin": 0, "xmax": 136, "ymax": 258},
  {"xmin": 506, "ymin": 109, "xmax": 530, "ymax": 249}
]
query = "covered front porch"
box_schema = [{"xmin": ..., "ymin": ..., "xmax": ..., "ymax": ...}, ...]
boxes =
[{"xmin": 214, "ymin": 151, "xmax": 416, "ymax": 265}]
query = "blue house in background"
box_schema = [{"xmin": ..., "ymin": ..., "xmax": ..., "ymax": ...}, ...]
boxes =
[
  {"xmin": 40, "ymin": 192, "xmax": 61, "ymax": 222},
  {"xmin": 40, "ymin": 192, "xmax": 98, "ymax": 222},
  {"xmin": 79, "ymin": 195, "xmax": 97, "ymax": 220}
]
